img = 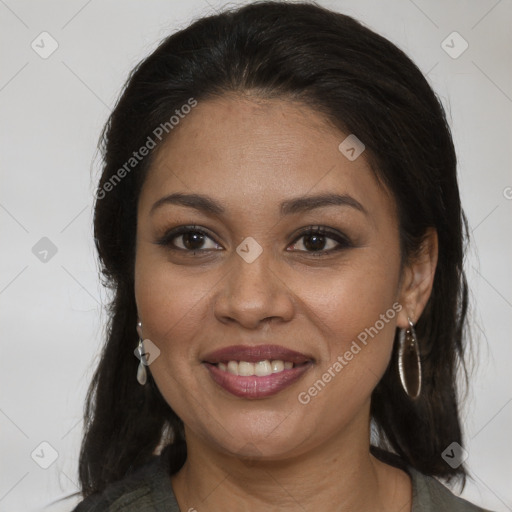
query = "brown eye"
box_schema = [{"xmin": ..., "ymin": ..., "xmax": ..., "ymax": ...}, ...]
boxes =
[
  {"xmin": 288, "ymin": 226, "xmax": 352, "ymax": 255},
  {"xmin": 179, "ymin": 231, "xmax": 207, "ymax": 251},
  {"xmin": 155, "ymin": 226, "xmax": 222, "ymax": 253}
]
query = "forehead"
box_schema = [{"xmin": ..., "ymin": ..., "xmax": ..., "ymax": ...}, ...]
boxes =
[{"xmin": 139, "ymin": 94, "xmax": 394, "ymax": 221}]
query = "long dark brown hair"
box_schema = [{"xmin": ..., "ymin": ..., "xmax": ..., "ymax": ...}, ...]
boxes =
[{"xmin": 73, "ymin": 0, "xmax": 470, "ymax": 500}]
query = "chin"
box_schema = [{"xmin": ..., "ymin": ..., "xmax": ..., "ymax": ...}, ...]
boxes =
[{"xmin": 201, "ymin": 414, "xmax": 308, "ymax": 460}]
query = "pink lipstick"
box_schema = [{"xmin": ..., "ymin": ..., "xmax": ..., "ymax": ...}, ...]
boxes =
[{"xmin": 202, "ymin": 344, "xmax": 314, "ymax": 399}]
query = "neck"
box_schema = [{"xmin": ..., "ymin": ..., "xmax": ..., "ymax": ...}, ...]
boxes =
[{"xmin": 170, "ymin": 409, "xmax": 412, "ymax": 512}]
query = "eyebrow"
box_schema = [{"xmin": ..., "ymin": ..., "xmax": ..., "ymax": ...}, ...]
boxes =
[{"xmin": 150, "ymin": 192, "xmax": 367, "ymax": 217}]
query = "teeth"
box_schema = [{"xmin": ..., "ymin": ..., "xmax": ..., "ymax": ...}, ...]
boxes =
[
  {"xmin": 216, "ymin": 359, "xmax": 295, "ymax": 376},
  {"xmin": 255, "ymin": 360, "xmax": 272, "ymax": 376},
  {"xmin": 227, "ymin": 361, "xmax": 239, "ymax": 375},
  {"xmin": 238, "ymin": 361, "xmax": 254, "ymax": 376},
  {"xmin": 271, "ymin": 360, "xmax": 284, "ymax": 373}
]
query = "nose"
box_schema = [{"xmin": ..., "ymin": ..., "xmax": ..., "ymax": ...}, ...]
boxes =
[{"xmin": 213, "ymin": 247, "xmax": 295, "ymax": 330}]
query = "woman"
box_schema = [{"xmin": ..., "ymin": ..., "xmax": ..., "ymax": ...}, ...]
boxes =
[{"xmin": 70, "ymin": 1, "xmax": 492, "ymax": 510}]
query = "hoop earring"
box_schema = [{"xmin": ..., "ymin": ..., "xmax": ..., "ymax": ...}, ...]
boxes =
[
  {"xmin": 136, "ymin": 321, "xmax": 147, "ymax": 386},
  {"xmin": 398, "ymin": 317, "xmax": 422, "ymax": 400}
]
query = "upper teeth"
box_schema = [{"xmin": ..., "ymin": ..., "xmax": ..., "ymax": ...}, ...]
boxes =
[{"xmin": 217, "ymin": 360, "xmax": 294, "ymax": 376}]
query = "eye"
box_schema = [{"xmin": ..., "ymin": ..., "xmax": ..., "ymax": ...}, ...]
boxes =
[
  {"xmin": 154, "ymin": 224, "xmax": 352, "ymax": 256},
  {"xmin": 288, "ymin": 226, "xmax": 352, "ymax": 255},
  {"xmin": 154, "ymin": 225, "xmax": 222, "ymax": 253}
]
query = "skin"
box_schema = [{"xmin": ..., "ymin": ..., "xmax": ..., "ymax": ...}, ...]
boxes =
[{"xmin": 134, "ymin": 94, "xmax": 438, "ymax": 512}]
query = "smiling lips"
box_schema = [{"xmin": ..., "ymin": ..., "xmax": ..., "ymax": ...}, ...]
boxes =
[{"xmin": 202, "ymin": 344, "xmax": 314, "ymax": 399}]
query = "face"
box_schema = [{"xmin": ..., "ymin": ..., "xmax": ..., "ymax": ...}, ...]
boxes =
[{"xmin": 134, "ymin": 94, "xmax": 409, "ymax": 460}]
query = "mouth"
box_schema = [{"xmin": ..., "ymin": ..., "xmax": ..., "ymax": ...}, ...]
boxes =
[{"xmin": 202, "ymin": 344, "xmax": 314, "ymax": 399}]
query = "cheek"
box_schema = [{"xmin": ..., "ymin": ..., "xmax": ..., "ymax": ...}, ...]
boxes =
[
  {"xmin": 134, "ymin": 256, "xmax": 214, "ymax": 419},
  {"xmin": 293, "ymin": 252, "xmax": 400, "ymax": 339},
  {"xmin": 133, "ymin": 232, "xmax": 219, "ymax": 383},
  {"xmin": 135, "ymin": 261, "xmax": 210, "ymax": 355},
  {"xmin": 294, "ymin": 252, "xmax": 401, "ymax": 399}
]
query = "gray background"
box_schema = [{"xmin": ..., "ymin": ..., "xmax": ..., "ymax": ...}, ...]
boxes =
[{"xmin": 1, "ymin": 0, "xmax": 511, "ymax": 510}]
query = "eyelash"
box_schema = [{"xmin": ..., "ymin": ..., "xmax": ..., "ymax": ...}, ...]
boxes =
[{"xmin": 154, "ymin": 225, "xmax": 353, "ymax": 257}]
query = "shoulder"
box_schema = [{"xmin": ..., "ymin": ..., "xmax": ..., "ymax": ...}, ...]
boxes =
[
  {"xmin": 409, "ymin": 467, "xmax": 494, "ymax": 512},
  {"xmin": 71, "ymin": 455, "xmax": 179, "ymax": 512}
]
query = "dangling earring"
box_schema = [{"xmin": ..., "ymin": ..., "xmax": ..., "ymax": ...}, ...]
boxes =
[
  {"xmin": 398, "ymin": 317, "xmax": 422, "ymax": 400},
  {"xmin": 136, "ymin": 321, "xmax": 147, "ymax": 386}
]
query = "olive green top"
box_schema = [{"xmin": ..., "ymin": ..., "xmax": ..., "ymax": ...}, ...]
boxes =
[{"xmin": 71, "ymin": 451, "xmax": 492, "ymax": 511}]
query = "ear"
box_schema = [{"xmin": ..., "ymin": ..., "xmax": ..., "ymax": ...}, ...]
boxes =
[{"xmin": 396, "ymin": 228, "xmax": 438, "ymax": 328}]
